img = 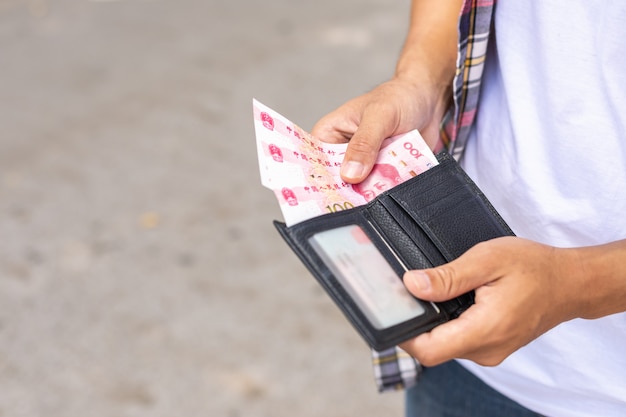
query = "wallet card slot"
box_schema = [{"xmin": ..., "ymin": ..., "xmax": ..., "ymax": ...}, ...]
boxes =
[
  {"xmin": 416, "ymin": 189, "xmax": 509, "ymax": 259},
  {"xmin": 387, "ymin": 153, "xmax": 514, "ymax": 262},
  {"xmin": 395, "ymin": 186, "xmax": 512, "ymax": 261},
  {"xmin": 366, "ymin": 199, "xmax": 448, "ymax": 269}
]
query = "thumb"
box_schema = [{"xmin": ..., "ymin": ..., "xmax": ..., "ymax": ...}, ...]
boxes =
[
  {"xmin": 403, "ymin": 251, "xmax": 495, "ymax": 302},
  {"xmin": 340, "ymin": 107, "xmax": 397, "ymax": 183}
]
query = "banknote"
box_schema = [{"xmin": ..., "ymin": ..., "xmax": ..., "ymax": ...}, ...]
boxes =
[{"xmin": 253, "ymin": 99, "xmax": 438, "ymax": 225}]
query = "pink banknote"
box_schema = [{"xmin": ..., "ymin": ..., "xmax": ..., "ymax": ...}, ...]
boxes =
[{"xmin": 253, "ymin": 99, "xmax": 438, "ymax": 226}]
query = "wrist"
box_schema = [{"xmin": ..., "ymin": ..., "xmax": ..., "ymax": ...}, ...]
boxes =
[{"xmin": 565, "ymin": 241, "xmax": 626, "ymax": 320}]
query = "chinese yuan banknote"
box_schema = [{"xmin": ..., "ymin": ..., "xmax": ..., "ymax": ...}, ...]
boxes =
[{"xmin": 253, "ymin": 99, "xmax": 438, "ymax": 226}]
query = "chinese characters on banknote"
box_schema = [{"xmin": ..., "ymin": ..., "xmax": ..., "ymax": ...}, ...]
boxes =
[{"xmin": 253, "ymin": 99, "xmax": 438, "ymax": 226}]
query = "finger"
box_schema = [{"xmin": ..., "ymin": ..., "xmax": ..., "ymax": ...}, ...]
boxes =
[
  {"xmin": 311, "ymin": 100, "xmax": 363, "ymax": 144},
  {"xmin": 399, "ymin": 308, "xmax": 488, "ymax": 366},
  {"xmin": 340, "ymin": 106, "xmax": 398, "ymax": 183},
  {"xmin": 311, "ymin": 113, "xmax": 359, "ymax": 144},
  {"xmin": 404, "ymin": 240, "xmax": 506, "ymax": 302}
]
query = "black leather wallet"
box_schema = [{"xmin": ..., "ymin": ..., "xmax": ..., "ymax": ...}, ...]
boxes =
[{"xmin": 274, "ymin": 151, "xmax": 514, "ymax": 350}]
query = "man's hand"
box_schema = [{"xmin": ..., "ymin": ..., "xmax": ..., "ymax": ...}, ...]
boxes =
[
  {"xmin": 399, "ymin": 237, "xmax": 586, "ymax": 367},
  {"xmin": 311, "ymin": 78, "xmax": 444, "ymax": 184},
  {"xmin": 311, "ymin": 0, "xmax": 462, "ymax": 184}
]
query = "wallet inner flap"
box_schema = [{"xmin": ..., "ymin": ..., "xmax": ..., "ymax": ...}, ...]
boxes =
[
  {"xmin": 385, "ymin": 154, "xmax": 514, "ymax": 262},
  {"xmin": 366, "ymin": 199, "xmax": 447, "ymax": 270}
]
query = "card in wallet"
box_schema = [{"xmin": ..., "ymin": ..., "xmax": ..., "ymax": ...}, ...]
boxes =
[{"xmin": 274, "ymin": 151, "xmax": 514, "ymax": 350}]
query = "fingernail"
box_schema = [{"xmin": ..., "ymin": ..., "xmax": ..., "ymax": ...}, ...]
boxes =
[
  {"xmin": 341, "ymin": 161, "xmax": 365, "ymax": 180},
  {"xmin": 411, "ymin": 271, "xmax": 431, "ymax": 292}
]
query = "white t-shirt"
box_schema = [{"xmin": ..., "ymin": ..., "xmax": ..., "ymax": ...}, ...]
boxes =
[{"xmin": 459, "ymin": 2, "xmax": 626, "ymax": 416}]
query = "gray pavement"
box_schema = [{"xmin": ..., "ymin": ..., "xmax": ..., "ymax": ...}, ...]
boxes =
[{"xmin": 0, "ymin": 0, "xmax": 411, "ymax": 415}]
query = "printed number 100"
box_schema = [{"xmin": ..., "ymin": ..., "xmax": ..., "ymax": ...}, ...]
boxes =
[{"xmin": 325, "ymin": 202, "xmax": 355, "ymax": 213}]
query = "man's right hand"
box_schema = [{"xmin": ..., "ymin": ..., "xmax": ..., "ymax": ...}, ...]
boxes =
[
  {"xmin": 310, "ymin": 0, "xmax": 462, "ymax": 184},
  {"xmin": 311, "ymin": 77, "xmax": 445, "ymax": 184}
]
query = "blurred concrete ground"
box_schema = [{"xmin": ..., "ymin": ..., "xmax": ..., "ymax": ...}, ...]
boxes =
[{"xmin": 0, "ymin": 0, "xmax": 411, "ymax": 415}]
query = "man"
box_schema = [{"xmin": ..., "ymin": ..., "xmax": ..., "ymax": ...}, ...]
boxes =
[{"xmin": 311, "ymin": 1, "xmax": 626, "ymax": 416}]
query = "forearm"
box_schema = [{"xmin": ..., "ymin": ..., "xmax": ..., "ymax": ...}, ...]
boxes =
[
  {"xmin": 569, "ymin": 239, "xmax": 626, "ymax": 319},
  {"xmin": 395, "ymin": 0, "xmax": 463, "ymax": 100}
]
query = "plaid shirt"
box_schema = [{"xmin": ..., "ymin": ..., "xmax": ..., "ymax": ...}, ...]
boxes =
[{"xmin": 372, "ymin": 0, "xmax": 495, "ymax": 392}]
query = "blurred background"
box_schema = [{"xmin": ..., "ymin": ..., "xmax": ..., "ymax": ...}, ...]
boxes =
[{"xmin": 0, "ymin": 0, "xmax": 411, "ymax": 415}]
